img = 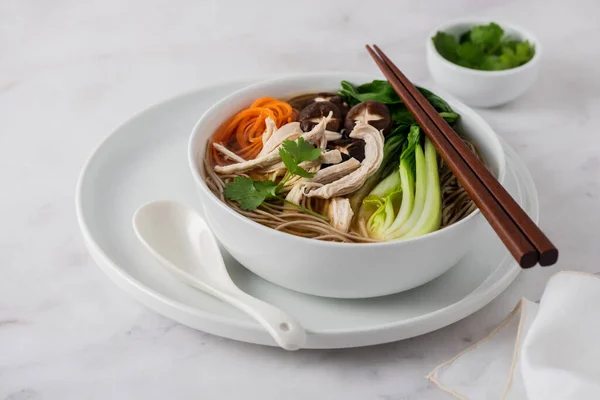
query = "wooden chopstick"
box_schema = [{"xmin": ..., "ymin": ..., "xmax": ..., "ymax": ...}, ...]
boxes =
[{"xmin": 366, "ymin": 44, "xmax": 558, "ymax": 268}]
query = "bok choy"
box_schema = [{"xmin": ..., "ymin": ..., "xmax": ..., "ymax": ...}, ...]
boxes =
[{"xmin": 359, "ymin": 125, "xmax": 441, "ymax": 240}]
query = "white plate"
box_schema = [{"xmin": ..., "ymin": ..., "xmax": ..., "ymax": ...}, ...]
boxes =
[{"xmin": 76, "ymin": 81, "xmax": 536, "ymax": 349}]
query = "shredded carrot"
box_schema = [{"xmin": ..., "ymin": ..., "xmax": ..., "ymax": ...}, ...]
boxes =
[{"xmin": 210, "ymin": 97, "xmax": 294, "ymax": 165}]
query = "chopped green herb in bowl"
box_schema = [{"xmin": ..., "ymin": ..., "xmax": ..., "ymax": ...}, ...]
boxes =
[
  {"xmin": 432, "ymin": 22, "xmax": 535, "ymax": 71},
  {"xmin": 426, "ymin": 20, "xmax": 540, "ymax": 107}
]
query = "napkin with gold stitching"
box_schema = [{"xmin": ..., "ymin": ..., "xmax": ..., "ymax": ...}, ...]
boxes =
[{"xmin": 428, "ymin": 272, "xmax": 600, "ymax": 400}]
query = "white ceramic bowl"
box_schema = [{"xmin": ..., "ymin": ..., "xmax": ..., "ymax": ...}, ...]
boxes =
[
  {"xmin": 189, "ymin": 72, "xmax": 506, "ymax": 298},
  {"xmin": 426, "ymin": 19, "xmax": 541, "ymax": 108}
]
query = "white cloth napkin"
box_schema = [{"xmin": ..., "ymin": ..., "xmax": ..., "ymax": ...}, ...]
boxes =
[{"xmin": 428, "ymin": 271, "xmax": 600, "ymax": 400}]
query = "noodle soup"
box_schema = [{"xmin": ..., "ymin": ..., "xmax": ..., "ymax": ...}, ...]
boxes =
[
  {"xmin": 202, "ymin": 80, "xmax": 485, "ymax": 243},
  {"xmin": 188, "ymin": 73, "xmax": 505, "ymax": 297}
]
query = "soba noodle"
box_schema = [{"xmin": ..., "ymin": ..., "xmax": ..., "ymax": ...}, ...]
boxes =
[{"xmin": 203, "ymin": 138, "xmax": 484, "ymax": 243}]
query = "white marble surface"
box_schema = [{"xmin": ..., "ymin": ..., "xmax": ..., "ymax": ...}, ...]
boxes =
[{"xmin": 2, "ymin": 0, "xmax": 600, "ymax": 398}]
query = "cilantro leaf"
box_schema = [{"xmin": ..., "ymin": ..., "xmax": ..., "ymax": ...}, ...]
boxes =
[
  {"xmin": 480, "ymin": 55, "xmax": 506, "ymax": 71},
  {"xmin": 458, "ymin": 30, "xmax": 471, "ymax": 44},
  {"xmin": 223, "ymin": 176, "xmax": 278, "ymax": 211},
  {"xmin": 432, "ymin": 22, "xmax": 535, "ymax": 71},
  {"xmin": 222, "ymin": 137, "xmax": 329, "ymax": 218},
  {"xmin": 279, "ymin": 137, "xmax": 321, "ymax": 178},
  {"xmin": 279, "ymin": 148, "xmax": 298, "ymax": 176},
  {"xmin": 456, "ymin": 42, "xmax": 485, "ymax": 67},
  {"xmin": 224, "ymin": 138, "xmax": 323, "ymax": 210},
  {"xmin": 282, "ymin": 137, "xmax": 322, "ymax": 163},
  {"xmin": 469, "ymin": 22, "xmax": 503, "ymax": 49},
  {"xmin": 431, "ymin": 32, "xmax": 459, "ymax": 63},
  {"xmin": 253, "ymin": 180, "xmax": 279, "ymax": 198},
  {"xmin": 290, "ymin": 165, "xmax": 315, "ymax": 179},
  {"xmin": 513, "ymin": 41, "xmax": 535, "ymax": 65}
]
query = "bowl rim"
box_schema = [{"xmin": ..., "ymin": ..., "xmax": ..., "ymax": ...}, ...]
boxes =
[
  {"xmin": 188, "ymin": 71, "xmax": 506, "ymax": 248},
  {"xmin": 426, "ymin": 18, "xmax": 542, "ymax": 76}
]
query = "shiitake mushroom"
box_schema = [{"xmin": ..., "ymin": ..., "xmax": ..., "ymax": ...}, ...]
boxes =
[
  {"xmin": 298, "ymin": 101, "xmax": 342, "ymax": 132},
  {"xmin": 326, "ymin": 138, "xmax": 365, "ymax": 162},
  {"xmin": 312, "ymin": 93, "xmax": 350, "ymax": 117},
  {"xmin": 287, "ymin": 93, "xmax": 319, "ymax": 111},
  {"xmin": 344, "ymin": 100, "xmax": 392, "ymax": 135},
  {"xmin": 287, "ymin": 92, "xmax": 350, "ymax": 118}
]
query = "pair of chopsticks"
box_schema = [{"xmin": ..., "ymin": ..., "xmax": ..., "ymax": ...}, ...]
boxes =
[{"xmin": 366, "ymin": 45, "xmax": 558, "ymax": 268}]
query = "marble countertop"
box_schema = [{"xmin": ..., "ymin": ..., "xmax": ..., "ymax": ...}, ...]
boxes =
[{"xmin": 2, "ymin": 0, "xmax": 599, "ymax": 398}]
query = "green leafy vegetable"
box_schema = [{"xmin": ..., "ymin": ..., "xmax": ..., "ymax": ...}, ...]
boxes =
[
  {"xmin": 340, "ymin": 80, "xmax": 458, "ymax": 226},
  {"xmin": 439, "ymin": 112, "xmax": 460, "ymax": 125},
  {"xmin": 379, "ymin": 134, "xmax": 407, "ymax": 180},
  {"xmin": 470, "ymin": 22, "xmax": 504, "ymax": 49},
  {"xmin": 403, "ymin": 138, "xmax": 441, "ymax": 238},
  {"xmin": 400, "ymin": 125, "xmax": 422, "ymax": 174},
  {"xmin": 432, "ymin": 31, "xmax": 459, "ymax": 63},
  {"xmin": 456, "ymin": 41, "xmax": 485, "ymax": 67},
  {"xmin": 339, "ymin": 80, "xmax": 401, "ymax": 106},
  {"xmin": 223, "ymin": 138, "xmax": 327, "ymax": 221},
  {"xmin": 348, "ymin": 132, "xmax": 406, "ymax": 212},
  {"xmin": 279, "ymin": 137, "xmax": 322, "ymax": 178},
  {"xmin": 359, "ymin": 127, "xmax": 441, "ymax": 241},
  {"xmin": 340, "ymin": 80, "xmax": 455, "ymax": 112},
  {"xmin": 432, "ymin": 22, "xmax": 535, "ymax": 71},
  {"xmin": 339, "ymin": 81, "xmax": 459, "ymax": 141},
  {"xmin": 416, "ymin": 87, "xmax": 454, "ymax": 113},
  {"xmin": 224, "ymin": 177, "xmax": 279, "ymax": 211}
]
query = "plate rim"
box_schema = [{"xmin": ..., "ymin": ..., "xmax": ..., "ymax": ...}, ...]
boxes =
[{"xmin": 75, "ymin": 80, "xmax": 535, "ymax": 346}]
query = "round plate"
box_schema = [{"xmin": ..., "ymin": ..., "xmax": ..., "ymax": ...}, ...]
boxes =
[{"xmin": 76, "ymin": 81, "xmax": 535, "ymax": 349}]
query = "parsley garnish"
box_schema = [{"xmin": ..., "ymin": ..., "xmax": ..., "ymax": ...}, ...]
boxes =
[
  {"xmin": 223, "ymin": 177, "xmax": 278, "ymax": 211},
  {"xmin": 279, "ymin": 137, "xmax": 322, "ymax": 178},
  {"xmin": 223, "ymin": 138, "xmax": 327, "ymax": 221},
  {"xmin": 432, "ymin": 22, "xmax": 535, "ymax": 71}
]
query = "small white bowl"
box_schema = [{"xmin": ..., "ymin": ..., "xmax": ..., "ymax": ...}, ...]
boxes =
[
  {"xmin": 189, "ymin": 72, "xmax": 506, "ymax": 298},
  {"xmin": 426, "ymin": 19, "xmax": 541, "ymax": 108}
]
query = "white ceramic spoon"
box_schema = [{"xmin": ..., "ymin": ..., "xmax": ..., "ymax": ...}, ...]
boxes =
[{"xmin": 132, "ymin": 200, "xmax": 306, "ymax": 351}]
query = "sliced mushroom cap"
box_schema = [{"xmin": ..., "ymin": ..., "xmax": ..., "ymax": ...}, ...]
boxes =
[
  {"xmin": 305, "ymin": 123, "xmax": 384, "ymax": 199},
  {"xmin": 287, "ymin": 92, "xmax": 350, "ymax": 118},
  {"xmin": 287, "ymin": 93, "xmax": 318, "ymax": 110},
  {"xmin": 344, "ymin": 100, "xmax": 392, "ymax": 135},
  {"xmin": 299, "ymin": 101, "xmax": 342, "ymax": 132},
  {"xmin": 313, "ymin": 93, "xmax": 350, "ymax": 117},
  {"xmin": 326, "ymin": 138, "xmax": 366, "ymax": 162}
]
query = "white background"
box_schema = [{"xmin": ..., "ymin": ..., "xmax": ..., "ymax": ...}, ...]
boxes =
[{"xmin": 1, "ymin": 0, "xmax": 599, "ymax": 398}]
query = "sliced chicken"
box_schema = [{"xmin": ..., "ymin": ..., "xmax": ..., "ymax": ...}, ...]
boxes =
[
  {"xmin": 309, "ymin": 158, "xmax": 361, "ymax": 185},
  {"xmin": 316, "ymin": 149, "xmax": 343, "ymax": 165},
  {"xmin": 258, "ymin": 122, "xmax": 302, "ymax": 157},
  {"xmin": 213, "ymin": 148, "xmax": 282, "ymax": 175},
  {"xmin": 212, "ymin": 143, "xmax": 246, "ymax": 164},
  {"xmin": 214, "ymin": 116, "xmax": 329, "ymax": 175},
  {"xmin": 258, "ymin": 149, "xmax": 343, "ymax": 174},
  {"xmin": 261, "ymin": 117, "xmax": 278, "ymax": 147},
  {"xmin": 328, "ymin": 197, "xmax": 354, "ymax": 233},
  {"xmin": 281, "ymin": 174, "xmax": 305, "ymax": 192},
  {"xmin": 305, "ymin": 123, "xmax": 384, "ymax": 199},
  {"xmin": 325, "ymin": 130, "xmax": 342, "ymax": 142},
  {"xmin": 300, "ymin": 111, "xmax": 332, "ymax": 150},
  {"xmin": 284, "ymin": 183, "xmax": 304, "ymax": 206}
]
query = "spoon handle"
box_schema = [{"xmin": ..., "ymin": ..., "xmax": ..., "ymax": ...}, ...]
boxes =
[
  {"xmin": 156, "ymin": 264, "xmax": 307, "ymax": 350},
  {"xmin": 213, "ymin": 286, "xmax": 307, "ymax": 351}
]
